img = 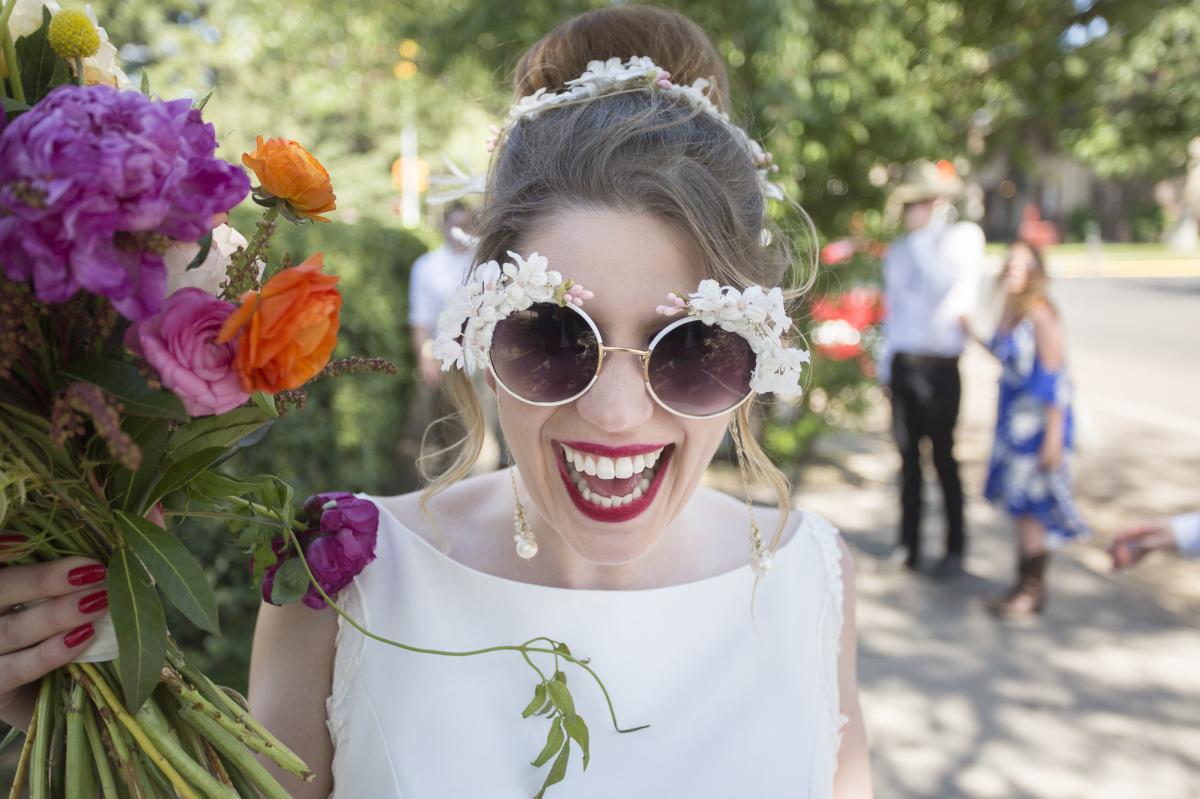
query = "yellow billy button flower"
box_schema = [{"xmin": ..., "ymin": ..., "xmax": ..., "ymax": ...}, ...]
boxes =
[{"xmin": 48, "ymin": 9, "xmax": 101, "ymax": 60}]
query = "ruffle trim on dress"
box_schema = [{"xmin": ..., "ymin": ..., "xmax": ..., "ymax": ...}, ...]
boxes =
[
  {"xmin": 806, "ymin": 514, "xmax": 848, "ymax": 780},
  {"xmin": 324, "ymin": 576, "xmax": 368, "ymax": 798}
]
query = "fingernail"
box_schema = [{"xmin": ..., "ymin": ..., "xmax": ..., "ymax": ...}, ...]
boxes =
[
  {"xmin": 78, "ymin": 590, "xmax": 108, "ymax": 615},
  {"xmin": 64, "ymin": 623, "xmax": 95, "ymax": 649},
  {"xmin": 67, "ymin": 565, "xmax": 106, "ymax": 586},
  {"xmin": 0, "ymin": 534, "xmax": 24, "ymax": 550}
]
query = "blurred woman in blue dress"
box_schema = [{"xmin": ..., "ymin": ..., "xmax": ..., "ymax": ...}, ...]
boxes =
[{"xmin": 983, "ymin": 240, "xmax": 1088, "ymax": 618}]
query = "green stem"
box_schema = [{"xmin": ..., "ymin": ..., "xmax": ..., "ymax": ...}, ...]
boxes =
[
  {"xmin": 72, "ymin": 667, "xmax": 145, "ymax": 799},
  {"xmin": 66, "ymin": 680, "xmax": 96, "ymax": 799},
  {"xmin": 283, "ymin": 526, "xmax": 650, "ymax": 735},
  {"xmin": 73, "ymin": 56, "xmax": 83, "ymax": 87},
  {"xmin": 134, "ymin": 701, "xmax": 240, "ymax": 799},
  {"xmin": 0, "ymin": 0, "xmax": 25, "ymax": 105},
  {"xmin": 71, "ymin": 664, "xmax": 202, "ymax": 799},
  {"xmin": 30, "ymin": 676, "xmax": 53, "ymax": 799},
  {"xmin": 6, "ymin": 694, "xmax": 37, "ymax": 799},
  {"xmin": 162, "ymin": 667, "xmax": 312, "ymax": 782},
  {"xmin": 175, "ymin": 703, "xmax": 292, "ymax": 799},
  {"xmin": 83, "ymin": 706, "xmax": 121, "ymax": 799}
]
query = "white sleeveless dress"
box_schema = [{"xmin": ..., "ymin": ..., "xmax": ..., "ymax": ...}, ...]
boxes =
[{"xmin": 325, "ymin": 496, "xmax": 848, "ymax": 798}]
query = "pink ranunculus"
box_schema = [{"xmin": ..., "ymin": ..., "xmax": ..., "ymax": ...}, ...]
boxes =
[
  {"xmin": 125, "ymin": 287, "xmax": 250, "ymax": 416},
  {"xmin": 819, "ymin": 239, "xmax": 857, "ymax": 266}
]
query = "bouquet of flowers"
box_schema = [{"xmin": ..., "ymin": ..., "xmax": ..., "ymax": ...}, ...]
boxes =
[{"xmin": 1, "ymin": 6, "xmax": 636, "ymax": 797}]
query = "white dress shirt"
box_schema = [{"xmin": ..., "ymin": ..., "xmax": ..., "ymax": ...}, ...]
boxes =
[
  {"xmin": 1170, "ymin": 512, "xmax": 1200, "ymax": 558},
  {"xmin": 407, "ymin": 244, "xmax": 475, "ymax": 332},
  {"xmin": 878, "ymin": 218, "xmax": 985, "ymax": 384}
]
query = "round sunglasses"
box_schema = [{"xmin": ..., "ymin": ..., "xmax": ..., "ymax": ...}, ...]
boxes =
[{"xmin": 488, "ymin": 301, "xmax": 756, "ymax": 419}]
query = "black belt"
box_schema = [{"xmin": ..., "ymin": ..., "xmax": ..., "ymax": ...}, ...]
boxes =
[{"xmin": 894, "ymin": 353, "xmax": 959, "ymax": 367}]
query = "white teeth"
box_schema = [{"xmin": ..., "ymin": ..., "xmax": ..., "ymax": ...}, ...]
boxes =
[
  {"xmin": 632, "ymin": 454, "xmax": 646, "ymax": 473},
  {"xmin": 613, "ymin": 456, "xmax": 634, "ymax": 479},
  {"xmin": 583, "ymin": 455, "xmax": 597, "ymax": 476},
  {"xmin": 573, "ymin": 451, "xmax": 585, "ymax": 472},
  {"xmin": 645, "ymin": 450, "xmax": 660, "ymax": 468},
  {"xmin": 596, "ymin": 457, "xmax": 615, "ymax": 480},
  {"xmin": 598, "ymin": 496, "xmax": 613, "ymax": 508},
  {"xmin": 632, "ymin": 485, "xmax": 644, "ymax": 500},
  {"xmin": 638, "ymin": 478, "xmax": 650, "ymax": 492}
]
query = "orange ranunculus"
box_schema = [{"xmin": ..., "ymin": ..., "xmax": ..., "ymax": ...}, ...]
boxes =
[
  {"xmin": 217, "ymin": 253, "xmax": 341, "ymax": 393},
  {"xmin": 241, "ymin": 136, "xmax": 337, "ymax": 222}
]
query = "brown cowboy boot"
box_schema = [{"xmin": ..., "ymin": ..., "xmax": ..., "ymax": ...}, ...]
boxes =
[{"xmin": 988, "ymin": 553, "xmax": 1049, "ymax": 618}]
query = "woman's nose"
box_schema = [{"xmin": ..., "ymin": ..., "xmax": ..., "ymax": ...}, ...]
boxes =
[{"xmin": 574, "ymin": 349, "xmax": 655, "ymax": 433}]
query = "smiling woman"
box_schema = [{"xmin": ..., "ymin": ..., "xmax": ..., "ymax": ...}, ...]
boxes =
[{"xmin": 247, "ymin": 5, "xmax": 873, "ymax": 798}]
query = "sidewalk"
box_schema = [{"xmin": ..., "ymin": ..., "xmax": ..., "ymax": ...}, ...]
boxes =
[{"xmin": 794, "ymin": 376, "xmax": 1200, "ymax": 797}]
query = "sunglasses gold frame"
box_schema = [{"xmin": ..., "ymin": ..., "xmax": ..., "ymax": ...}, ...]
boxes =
[{"xmin": 488, "ymin": 302, "xmax": 756, "ymax": 420}]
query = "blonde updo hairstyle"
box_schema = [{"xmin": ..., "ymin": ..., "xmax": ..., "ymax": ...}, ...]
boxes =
[{"xmin": 420, "ymin": 6, "xmax": 813, "ymax": 555}]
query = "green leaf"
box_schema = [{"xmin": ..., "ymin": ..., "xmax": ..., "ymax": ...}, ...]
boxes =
[
  {"xmin": 521, "ymin": 682, "xmax": 548, "ymax": 719},
  {"xmin": 553, "ymin": 642, "xmax": 571, "ymax": 658},
  {"xmin": 16, "ymin": 8, "xmax": 72, "ymax": 104},
  {"xmin": 114, "ymin": 511, "xmax": 220, "ymax": 635},
  {"xmin": 193, "ymin": 88, "xmax": 214, "ymax": 111},
  {"xmin": 533, "ymin": 739, "xmax": 570, "ymax": 799},
  {"xmin": 166, "ymin": 406, "xmax": 271, "ymax": 460},
  {"xmin": 143, "ymin": 447, "xmax": 226, "ymax": 510},
  {"xmin": 184, "ymin": 231, "xmax": 213, "ymax": 271},
  {"xmin": 107, "ymin": 547, "xmax": 168, "ymax": 711},
  {"xmin": 251, "ymin": 391, "xmax": 279, "ymax": 418},
  {"xmin": 531, "ymin": 717, "xmax": 564, "ymax": 768},
  {"xmin": 189, "ymin": 469, "xmax": 276, "ymax": 500},
  {"xmin": 546, "ymin": 681, "xmax": 576, "ymax": 721},
  {"xmin": 563, "ymin": 714, "xmax": 590, "ymax": 770},
  {"xmin": 110, "ymin": 417, "xmax": 170, "ymax": 512},
  {"xmin": 1, "ymin": 97, "xmax": 31, "ymax": 116},
  {"xmin": 250, "ymin": 532, "xmax": 279, "ymax": 585},
  {"xmin": 140, "ymin": 70, "xmax": 151, "ymax": 96},
  {"xmin": 269, "ymin": 557, "xmax": 309, "ymax": 605},
  {"xmin": 60, "ymin": 359, "xmax": 187, "ymax": 420}
]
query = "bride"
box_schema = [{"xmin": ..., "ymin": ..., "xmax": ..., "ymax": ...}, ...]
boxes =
[{"xmin": 0, "ymin": 5, "xmax": 873, "ymax": 797}]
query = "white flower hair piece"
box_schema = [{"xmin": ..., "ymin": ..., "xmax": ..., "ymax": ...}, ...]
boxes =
[
  {"xmin": 428, "ymin": 57, "xmax": 784, "ymax": 214},
  {"xmin": 432, "ymin": 251, "xmax": 594, "ymax": 373},
  {"xmin": 503, "ymin": 56, "xmax": 783, "ymax": 206},
  {"xmin": 657, "ymin": 280, "xmax": 809, "ymax": 399}
]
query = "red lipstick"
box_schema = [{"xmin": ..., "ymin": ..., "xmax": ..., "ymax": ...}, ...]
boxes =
[{"xmin": 555, "ymin": 443, "xmax": 673, "ymax": 523}]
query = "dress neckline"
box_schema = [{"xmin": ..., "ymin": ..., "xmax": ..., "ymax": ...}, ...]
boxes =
[{"xmin": 364, "ymin": 493, "xmax": 809, "ymax": 597}]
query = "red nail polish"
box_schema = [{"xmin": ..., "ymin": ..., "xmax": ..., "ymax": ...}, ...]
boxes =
[
  {"xmin": 78, "ymin": 590, "xmax": 108, "ymax": 615},
  {"xmin": 0, "ymin": 534, "xmax": 23, "ymax": 550},
  {"xmin": 64, "ymin": 624, "xmax": 94, "ymax": 648},
  {"xmin": 67, "ymin": 565, "xmax": 106, "ymax": 586}
]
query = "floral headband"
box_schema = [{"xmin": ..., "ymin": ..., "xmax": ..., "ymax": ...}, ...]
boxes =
[
  {"xmin": 432, "ymin": 251, "xmax": 808, "ymax": 399},
  {"xmin": 429, "ymin": 56, "xmax": 784, "ymax": 212}
]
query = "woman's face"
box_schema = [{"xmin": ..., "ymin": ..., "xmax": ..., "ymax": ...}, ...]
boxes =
[
  {"xmin": 1004, "ymin": 243, "xmax": 1035, "ymax": 294},
  {"xmin": 495, "ymin": 208, "xmax": 732, "ymax": 565}
]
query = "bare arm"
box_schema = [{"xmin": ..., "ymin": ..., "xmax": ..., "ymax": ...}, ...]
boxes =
[
  {"xmin": 834, "ymin": 536, "xmax": 874, "ymax": 799},
  {"xmin": 248, "ymin": 600, "xmax": 339, "ymax": 798},
  {"xmin": 1031, "ymin": 303, "xmax": 1067, "ymax": 468}
]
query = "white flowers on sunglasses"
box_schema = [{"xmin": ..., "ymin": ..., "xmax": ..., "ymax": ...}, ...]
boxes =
[
  {"xmin": 658, "ymin": 280, "xmax": 808, "ymax": 399},
  {"xmin": 434, "ymin": 251, "xmax": 808, "ymax": 400},
  {"xmin": 432, "ymin": 251, "xmax": 593, "ymax": 373}
]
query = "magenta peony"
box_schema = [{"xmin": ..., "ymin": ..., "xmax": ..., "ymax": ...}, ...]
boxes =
[
  {"xmin": 0, "ymin": 84, "xmax": 249, "ymax": 320},
  {"xmin": 124, "ymin": 288, "xmax": 249, "ymax": 416},
  {"xmin": 262, "ymin": 493, "xmax": 379, "ymax": 610}
]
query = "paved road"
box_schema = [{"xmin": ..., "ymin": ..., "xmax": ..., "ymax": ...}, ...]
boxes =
[{"xmin": 792, "ymin": 273, "xmax": 1200, "ymax": 798}]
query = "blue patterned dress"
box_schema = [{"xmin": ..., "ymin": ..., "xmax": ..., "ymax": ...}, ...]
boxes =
[{"xmin": 983, "ymin": 318, "xmax": 1089, "ymax": 545}]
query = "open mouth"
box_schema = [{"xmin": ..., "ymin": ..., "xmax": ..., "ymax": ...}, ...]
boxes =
[{"xmin": 554, "ymin": 441, "xmax": 674, "ymax": 523}]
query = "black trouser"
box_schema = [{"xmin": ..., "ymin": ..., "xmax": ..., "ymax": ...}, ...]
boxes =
[{"xmin": 889, "ymin": 353, "xmax": 965, "ymax": 563}]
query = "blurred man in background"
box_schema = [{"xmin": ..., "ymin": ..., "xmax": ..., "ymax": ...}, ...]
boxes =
[
  {"xmin": 409, "ymin": 203, "xmax": 476, "ymax": 387},
  {"xmin": 879, "ymin": 161, "xmax": 985, "ymax": 579}
]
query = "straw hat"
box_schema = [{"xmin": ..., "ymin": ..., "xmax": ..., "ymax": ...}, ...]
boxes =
[{"xmin": 889, "ymin": 159, "xmax": 964, "ymax": 207}]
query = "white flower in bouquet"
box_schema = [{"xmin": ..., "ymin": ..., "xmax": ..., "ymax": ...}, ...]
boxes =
[
  {"xmin": 80, "ymin": 5, "xmax": 132, "ymax": 90},
  {"xmin": 5, "ymin": 0, "xmax": 59, "ymax": 39},
  {"xmin": 164, "ymin": 223, "xmax": 262, "ymax": 298}
]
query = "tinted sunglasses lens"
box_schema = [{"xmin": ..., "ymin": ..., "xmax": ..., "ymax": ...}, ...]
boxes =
[
  {"xmin": 647, "ymin": 321, "xmax": 754, "ymax": 416},
  {"xmin": 490, "ymin": 303, "xmax": 600, "ymax": 403}
]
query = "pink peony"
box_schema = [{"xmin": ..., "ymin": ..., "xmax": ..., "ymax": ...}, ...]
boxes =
[{"xmin": 125, "ymin": 287, "xmax": 249, "ymax": 416}]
